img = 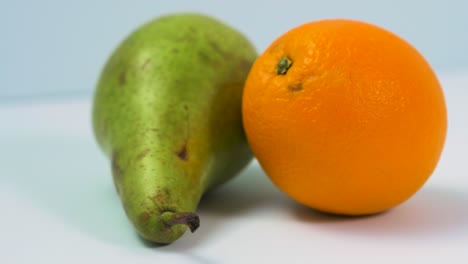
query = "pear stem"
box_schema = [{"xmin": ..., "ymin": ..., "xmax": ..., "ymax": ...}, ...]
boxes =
[{"xmin": 163, "ymin": 212, "xmax": 200, "ymax": 233}]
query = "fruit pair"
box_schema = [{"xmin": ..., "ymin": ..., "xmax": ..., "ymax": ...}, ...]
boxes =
[{"xmin": 93, "ymin": 13, "xmax": 447, "ymax": 244}]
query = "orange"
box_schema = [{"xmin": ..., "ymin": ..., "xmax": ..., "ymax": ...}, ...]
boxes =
[{"xmin": 242, "ymin": 19, "xmax": 447, "ymax": 215}]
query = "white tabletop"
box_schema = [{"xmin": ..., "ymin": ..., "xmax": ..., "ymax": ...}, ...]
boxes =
[{"xmin": 1, "ymin": 71, "xmax": 468, "ymax": 263}]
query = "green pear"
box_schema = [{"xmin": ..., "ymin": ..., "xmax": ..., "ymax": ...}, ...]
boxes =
[{"xmin": 92, "ymin": 13, "xmax": 257, "ymax": 244}]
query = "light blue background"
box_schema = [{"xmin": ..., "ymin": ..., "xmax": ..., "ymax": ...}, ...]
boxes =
[{"xmin": 1, "ymin": 0, "xmax": 467, "ymax": 100}]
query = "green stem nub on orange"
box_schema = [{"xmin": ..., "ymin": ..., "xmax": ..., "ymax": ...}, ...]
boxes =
[{"xmin": 276, "ymin": 56, "xmax": 293, "ymax": 75}]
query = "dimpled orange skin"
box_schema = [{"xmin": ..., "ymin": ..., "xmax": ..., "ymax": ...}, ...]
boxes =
[{"xmin": 242, "ymin": 19, "xmax": 447, "ymax": 215}]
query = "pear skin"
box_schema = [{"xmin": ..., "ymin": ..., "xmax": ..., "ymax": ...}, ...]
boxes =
[{"xmin": 92, "ymin": 13, "xmax": 257, "ymax": 244}]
